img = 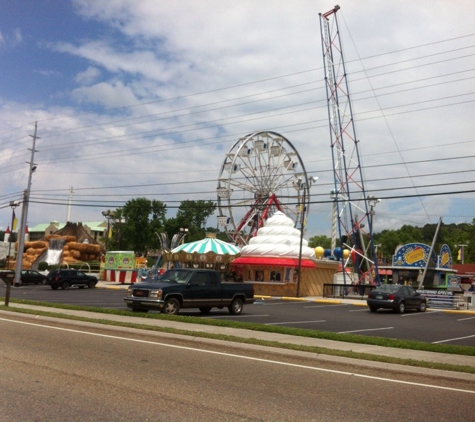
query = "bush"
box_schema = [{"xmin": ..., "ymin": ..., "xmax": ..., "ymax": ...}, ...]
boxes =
[{"xmin": 38, "ymin": 262, "xmax": 49, "ymax": 271}]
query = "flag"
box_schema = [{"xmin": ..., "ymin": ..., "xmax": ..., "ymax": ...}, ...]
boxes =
[
  {"xmin": 108, "ymin": 227, "xmax": 112, "ymax": 238},
  {"xmin": 12, "ymin": 210, "xmax": 18, "ymax": 232},
  {"xmin": 457, "ymin": 248, "xmax": 461, "ymax": 261}
]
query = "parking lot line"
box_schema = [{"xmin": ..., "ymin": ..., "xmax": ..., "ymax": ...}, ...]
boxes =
[
  {"xmin": 303, "ymin": 304, "xmax": 340, "ymax": 309},
  {"xmin": 457, "ymin": 316, "xmax": 475, "ymax": 321},
  {"xmin": 339, "ymin": 327, "xmax": 394, "ymax": 334},
  {"xmin": 432, "ymin": 334, "xmax": 475, "ymax": 344},
  {"xmin": 266, "ymin": 320, "xmax": 326, "ymax": 325},
  {"xmin": 209, "ymin": 314, "xmax": 269, "ymax": 319}
]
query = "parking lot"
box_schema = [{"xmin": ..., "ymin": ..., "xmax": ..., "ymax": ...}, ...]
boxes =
[{"xmin": 2, "ymin": 283, "xmax": 475, "ymax": 347}]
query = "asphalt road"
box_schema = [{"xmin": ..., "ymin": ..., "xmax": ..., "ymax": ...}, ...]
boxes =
[
  {"xmin": 1, "ymin": 314, "xmax": 474, "ymax": 422},
  {"xmin": 3, "ymin": 283, "xmax": 475, "ymax": 346}
]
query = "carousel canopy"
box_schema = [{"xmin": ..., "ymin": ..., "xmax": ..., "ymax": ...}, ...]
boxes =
[{"xmin": 171, "ymin": 236, "xmax": 240, "ymax": 255}]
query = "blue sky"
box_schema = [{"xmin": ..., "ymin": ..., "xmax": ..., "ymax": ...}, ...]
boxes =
[
  {"xmin": 1, "ymin": 0, "xmax": 474, "ymax": 243},
  {"xmin": 1, "ymin": 1, "xmax": 94, "ymax": 104}
]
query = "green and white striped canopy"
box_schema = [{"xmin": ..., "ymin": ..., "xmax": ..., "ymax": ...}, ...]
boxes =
[{"xmin": 171, "ymin": 237, "xmax": 240, "ymax": 255}]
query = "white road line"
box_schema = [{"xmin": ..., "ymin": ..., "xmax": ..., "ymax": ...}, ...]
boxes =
[
  {"xmin": 2, "ymin": 317, "xmax": 474, "ymax": 394},
  {"xmin": 303, "ymin": 304, "xmax": 350, "ymax": 309},
  {"xmin": 209, "ymin": 314, "xmax": 269, "ymax": 319},
  {"xmin": 432, "ymin": 334, "xmax": 475, "ymax": 344},
  {"xmin": 265, "ymin": 320, "xmax": 326, "ymax": 325},
  {"xmin": 458, "ymin": 316, "xmax": 475, "ymax": 321},
  {"xmin": 339, "ymin": 327, "xmax": 394, "ymax": 334}
]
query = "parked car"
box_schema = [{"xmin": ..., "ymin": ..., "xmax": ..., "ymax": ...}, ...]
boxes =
[
  {"xmin": 125, "ymin": 268, "xmax": 255, "ymax": 315},
  {"xmin": 367, "ymin": 284, "xmax": 427, "ymax": 313},
  {"xmin": 20, "ymin": 270, "xmax": 46, "ymax": 285},
  {"xmin": 45, "ymin": 269, "xmax": 98, "ymax": 290}
]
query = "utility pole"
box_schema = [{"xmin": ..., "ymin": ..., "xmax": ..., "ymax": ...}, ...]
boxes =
[
  {"xmin": 67, "ymin": 186, "xmax": 73, "ymax": 222},
  {"xmin": 13, "ymin": 122, "xmax": 39, "ymax": 288}
]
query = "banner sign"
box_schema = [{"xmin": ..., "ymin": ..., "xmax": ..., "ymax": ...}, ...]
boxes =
[
  {"xmin": 104, "ymin": 251, "xmax": 135, "ymax": 270},
  {"xmin": 392, "ymin": 243, "xmax": 437, "ymax": 268},
  {"xmin": 438, "ymin": 244, "xmax": 453, "ymax": 269}
]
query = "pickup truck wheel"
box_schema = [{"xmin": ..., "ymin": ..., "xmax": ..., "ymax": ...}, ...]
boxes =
[
  {"xmin": 88, "ymin": 281, "xmax": 96, "ymax": 289},
  {"xmin": 62, "ymin": 281, "xmax": 70, "ymax": 290},
  {"xmin": 228, "ymin": 298, "xmax": 244, "ymax": 315},
  {"xmin": 199, "ymin": 307, "xmax": 212, "ymax": 314},
  {"xmin": 162, "ymin": 298, "xmax": 180, "ymax": 315}
]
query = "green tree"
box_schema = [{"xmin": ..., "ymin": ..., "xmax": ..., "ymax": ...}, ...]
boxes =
[
  {"xmin": 204, "ymin": 226, "xmax": 230, "ymax": 242},
  {"xmin": 463, "ymin": 218, "xmax": 475, "ymax": 263},
  {"xmin": 372, "ymin": 221, "xmax": 474, "ymax": 264},
  {"xmin": 176, "ymin": 200, "xmax": 216, "ymax": 229},
  {"xmin": 308, "ymin": 234, "xmax": 331, "ymax": 249},
  {"xmin": 110, "ymin": 198, "xmax": 167, "ymax": 255},
  {"xmin": 169, "ymin": 200, "xmax": 216, "ymax": 242}
]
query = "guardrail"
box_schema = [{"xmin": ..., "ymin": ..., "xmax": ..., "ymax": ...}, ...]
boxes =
[{"xmin": 323, "ymin": 283, "xmax": 376, "ymax": 299}]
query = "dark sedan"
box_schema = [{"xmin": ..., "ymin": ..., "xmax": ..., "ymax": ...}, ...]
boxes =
[
  {"xmin": 367, "ymin": 284, "xmax": 427, "ymax": 313},
  {"xmin": 20, "ymin": 270, "xmax": 46, "ymax": 285}
]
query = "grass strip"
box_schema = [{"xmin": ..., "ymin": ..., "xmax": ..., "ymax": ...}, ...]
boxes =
[
  {"xmin": 1, "ymin": 304, "xmax": 474, "ymax": 375},
  {"xmin": 2, "ymin": 298, "xmax": 475, "ymax": 364},
  {"xmin": 3, "ymin": 298, "xmax": 475, "ymax": 356}
]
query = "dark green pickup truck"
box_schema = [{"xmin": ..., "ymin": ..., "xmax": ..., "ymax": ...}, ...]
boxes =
[{"xmin": 124, "ymin": 268, "xmax": 255, "ymax": 315}]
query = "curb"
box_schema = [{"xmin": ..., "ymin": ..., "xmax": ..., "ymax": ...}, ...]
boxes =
[{"xmin": 443, "ymin": 309, "xmax": 475, "ymax": 315}]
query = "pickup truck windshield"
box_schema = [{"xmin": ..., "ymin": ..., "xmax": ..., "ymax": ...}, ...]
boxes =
[{"xmin": 159, "ymin": 269, "xmax": 193, "ymax": 284}]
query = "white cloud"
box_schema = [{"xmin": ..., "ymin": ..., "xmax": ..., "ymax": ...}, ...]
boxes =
[
  {"xmin": 0, "ymin": 28, "xmax": 22, "ymax": 48},
  {"xmin": 0, "ymin": 0, "xmax": 474, "ymax": 239},
  {"xmin": 13, "ymin": 28, "xmax": 22, "ymax": 44},
  {"xmin": 71, "ymin": 80, "xmax": 139, "ymax": 107},
  {"xmin": 75, "ymin": 66, "xmax": 101, "ymax": 85}
]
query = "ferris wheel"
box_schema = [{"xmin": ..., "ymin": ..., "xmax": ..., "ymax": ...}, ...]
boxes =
[{"xmin": 217, "ymin": 131, "xmax": 310, "ymax": 245}]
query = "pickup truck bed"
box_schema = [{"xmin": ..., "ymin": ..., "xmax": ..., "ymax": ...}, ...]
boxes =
[{"xmin": 124, "ymin": 268, "xmax": 254, "ymax": 315}]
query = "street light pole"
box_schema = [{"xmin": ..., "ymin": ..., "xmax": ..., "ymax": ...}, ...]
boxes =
[
  {"xmin": 367, "ymin": 195, "xmax": 381, "ymax": 285},
  {"xmin": 102, "ymin": 210, "xmax": 115, "ymax": 252},
  {"xmin": 179, "ymin": 228, "xmax": 189, "ymax": 245},
  {"xmin": 4, "ymin": 201, "xmax": 20, "ymax": 306},
  {"xmin": 455, "ymin": 244, "xmax": 468, "ymax": 264},
  {"xmin": 296, "ymin": 175, "xmax": 318, "ymax": 297},
  {"xmin": 7, "ymin": 201, "xmax": 20, "ymax": 270}
]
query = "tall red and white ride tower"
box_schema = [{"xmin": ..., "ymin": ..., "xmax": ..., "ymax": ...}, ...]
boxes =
[{"xmin": 319, "ymin": 5, "xmax": 380, "ymax": 286}]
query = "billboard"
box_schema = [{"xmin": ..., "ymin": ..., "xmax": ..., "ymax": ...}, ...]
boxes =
[{"xmin": 104, "ymin": 251, "xmax": 135, "ymax": 270}]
